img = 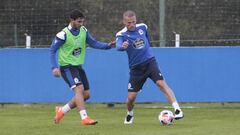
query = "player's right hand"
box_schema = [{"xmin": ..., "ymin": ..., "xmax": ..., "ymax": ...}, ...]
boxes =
[
  {"xmin": 52, "ymin": 68, "xmax": 61, "ymax": 77},
  {"xmin": 122, "ymin": 40, "xmax": 129, "ymax": 49},
  {"xmin": 108, "ymin": 40, "xmax": 116, "ymax": 48}
]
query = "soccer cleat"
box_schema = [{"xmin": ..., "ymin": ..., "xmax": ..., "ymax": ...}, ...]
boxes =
[
  {"xmin": 124, "ymin": 115, "xmax": 134, "ymax": 124},
  {"xmin": 81, "ymin": 116, "xmax": 98, "ymax": 125},
  {"xmin": 54, "ymin": 106, "xmax": 64, "ymax": 124},
  {"xmin": 174, "ymin": 109, "xmax": 184, "ymax": 120}
]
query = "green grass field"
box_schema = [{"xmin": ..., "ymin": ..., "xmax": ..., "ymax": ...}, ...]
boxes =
[{"xmin": 0, "ymin": 103, "xmax": 239, "ymax": 135}]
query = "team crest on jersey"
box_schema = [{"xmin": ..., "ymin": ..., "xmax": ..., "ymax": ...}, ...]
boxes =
[
  {"xmin": 72, "ymin": 47, "xmax": 81, "ymax": 57},
  {"xmin": 138, "ymin": 29, "xmax": 144, "ymax": 35},
  {"xmin": 133, "ymin": 38, "xmax": 145, "ymax": 49}
]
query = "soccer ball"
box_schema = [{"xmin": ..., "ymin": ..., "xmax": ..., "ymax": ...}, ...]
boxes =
[{"xmin": 158, "ymin": 110, "xmax": 175, "ymax": 125}]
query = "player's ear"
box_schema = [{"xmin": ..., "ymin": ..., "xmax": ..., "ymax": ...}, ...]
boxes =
[{"xmin": 122, "ymin": 17, "xmax": 127, "ymax": 25}]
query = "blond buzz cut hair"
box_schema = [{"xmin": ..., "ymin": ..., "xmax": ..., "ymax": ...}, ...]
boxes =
[{"xmin": 123, "ymin": 10, "xmax": 136, "ymax": 18}]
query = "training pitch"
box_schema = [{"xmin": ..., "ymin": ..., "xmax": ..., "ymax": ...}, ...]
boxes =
[{"xmin": 0, "ymin": 103, "xmax": 239, "ymax": 135}]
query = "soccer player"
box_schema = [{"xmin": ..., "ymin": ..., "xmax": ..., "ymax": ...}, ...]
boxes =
[
  {"xmin": 115, "ymin": 10, "xmax": 184, "ymax": 124},
  {"xmin": 50, "ymin": 9, "xmax": 115, "ymax": 125}
]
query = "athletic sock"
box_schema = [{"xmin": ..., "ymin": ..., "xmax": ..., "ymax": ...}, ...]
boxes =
[
  {"xmin": 172, "ymin": 101, "xmax": 181, "ymax": 111},
  {"xmin": 61, "ymin": 104, "xmax": 71, "ymax": 113},
  {"xmin": 79, "ymin": 110, "xmax": 88, "ymax": 120},
  {"xmin": 127, "ymin": 110, "xmax": 134, "ymax": 116}
]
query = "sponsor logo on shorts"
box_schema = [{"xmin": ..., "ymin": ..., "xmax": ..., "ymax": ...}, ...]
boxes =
[
  {"xmin": 128, "ymin": 83, "xmax": 133, "ymax": 90},
  {"xmin": 74, "ymin": 78, "xmax": 79, "ymax": 83}
]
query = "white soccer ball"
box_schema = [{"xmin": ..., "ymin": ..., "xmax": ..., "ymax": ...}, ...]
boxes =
[{"xmin": 158, "ymin": 110, "xmax": 175, "ymax": 125}]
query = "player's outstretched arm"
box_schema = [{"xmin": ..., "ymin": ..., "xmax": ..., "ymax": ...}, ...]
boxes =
[{"xmin": 86, "ymin": 32, "xmax": 114, "ymax": 50}]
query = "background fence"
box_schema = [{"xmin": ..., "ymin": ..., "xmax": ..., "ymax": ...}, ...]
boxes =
[{"xmin": 0, "ymin": 0, "xmax": 240, "ymax": 48}]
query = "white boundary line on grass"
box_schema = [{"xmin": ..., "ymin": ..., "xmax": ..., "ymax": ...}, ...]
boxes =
[{"xmin": 145, "ymin": 106, "xmax": 199, "ymax": 109}]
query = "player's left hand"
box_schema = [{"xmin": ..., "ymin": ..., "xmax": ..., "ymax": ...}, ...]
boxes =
[
  {"xmin": 52, "ymin": 68, "xmax": 61, "ymax": 77},
  {"xmin": 108, "ymin": 40, "xmax": 116, "ymax": 48}
]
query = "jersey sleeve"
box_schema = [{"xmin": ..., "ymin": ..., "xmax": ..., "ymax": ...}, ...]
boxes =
[
  {"xmin": 143, "ymin": 24, "xmax": 151, "ymax": 44},
  {"xmin": 116, "ymin": 36, "xmax": 125, "ymax": 51},
  {"xmin": 116, "ymin": 28, "xmax": 128, "ymax": 51},
  {"xmin": 86, "ymin": 31, "xmax": 111, "ymax": 49},
  {"xmin": 49, "ymin": 32, "xmax": 65, "ymax": 69},
  {"xmin": 138, "ymin": 23, "xmax": 148, "ymax": 30},
  {"xmin": 137, "ymin": 23, "xmax": 150, "ymax": 44}
]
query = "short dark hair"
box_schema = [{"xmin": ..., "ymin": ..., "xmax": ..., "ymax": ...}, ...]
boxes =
[{"xmin": 70, "ymin": 9, "xmax": 84, "ymax": 20}]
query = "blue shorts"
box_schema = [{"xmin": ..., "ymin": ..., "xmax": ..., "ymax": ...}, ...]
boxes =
[
  {"xmin": 60, "ymin": 65, "xmax": 89, "ymax": 90},
  {"xmin": 128, "ymin": 58, "xmax": 164, "ymax": 92}
]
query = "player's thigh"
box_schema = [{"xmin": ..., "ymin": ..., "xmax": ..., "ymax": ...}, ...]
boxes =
[
  {"xmin": 78, "ymin": 67, "xmax": 90, "ymax": 90},
  {"xmin": 129, "ymin": 69, "xmax": 147, "ymax": 92},
  {"xmin": 148, "ymin": 60, "xmax": 164, "ymax": 83},
  {"xmin": 60, "ymin": 65, "xmax": 82, "ymax": 89}
]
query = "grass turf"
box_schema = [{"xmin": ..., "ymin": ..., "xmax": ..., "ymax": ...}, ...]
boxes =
[{"xmin": 0, "ymin": 103, "xmax": 239, "ymax": 135}]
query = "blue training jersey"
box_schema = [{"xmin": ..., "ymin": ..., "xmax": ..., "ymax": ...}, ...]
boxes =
[
  {"xmin": 116, "ymin": 23, "xmax": 154, "ymax": 69},
  {"xmin": 50, "ymin": 24, "xmax": 111, "ymax": 69}
]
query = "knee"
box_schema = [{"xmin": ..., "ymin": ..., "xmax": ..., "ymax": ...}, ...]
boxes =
[
  {"xmin": 84, "ymin": 91, "xmax": 90, "ymax": 101},
  {"xmin": 74, "ymin": 85, "xmax": 84, "ymax": 93},
  {"xmin": 156, "ymin": 80, "xmax": 167, "ymax": 90},
  {"xmin": 127, "ymin": 96, "xmax": 136, "ymax": 103},
  {"xmin": 84, "ymin": 94, "xmax": 90, "ymax": 101}
]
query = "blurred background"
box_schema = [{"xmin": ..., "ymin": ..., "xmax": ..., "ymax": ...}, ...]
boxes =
[{"xmin": 0, "ymin": 0, "xmax": 239, "ymax": 48}]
